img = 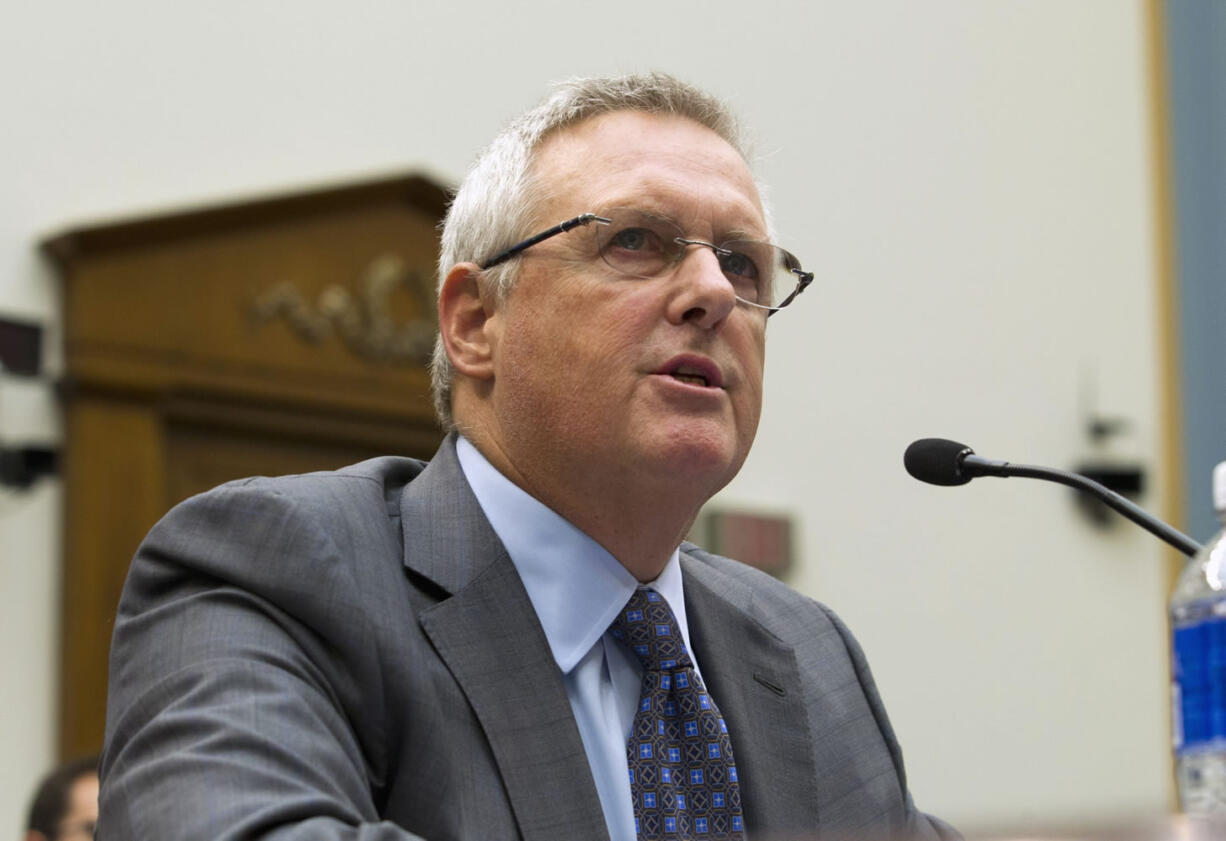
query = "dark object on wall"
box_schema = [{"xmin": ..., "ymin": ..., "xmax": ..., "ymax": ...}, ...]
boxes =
[
  {"xmin": 0, "ymin": 446, "xmax": 58, "ymax": 488},
  {"xmin": 1073, "ymin": 461, "xmax": 1147, "ymax": 527},
  {"xmin": 0, "ymin": 317, "xmax": 42, "ymax": 377}
]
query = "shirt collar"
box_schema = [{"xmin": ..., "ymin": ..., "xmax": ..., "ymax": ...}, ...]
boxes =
[{"xmin": 455, "ymin": 435, "xmax": 693, "ymax": 673}]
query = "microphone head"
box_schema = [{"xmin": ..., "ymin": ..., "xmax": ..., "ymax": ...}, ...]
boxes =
[{"xmin": 904, "ymin": 438, "xmax": 975, "ymax": 486}]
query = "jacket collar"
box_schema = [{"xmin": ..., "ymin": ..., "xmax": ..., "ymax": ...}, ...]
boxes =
[
  {"xmin": 402, "ymin": 434, "xmax": 611, "ymax": 841},
  {"xmin": 682, "ymin": 550, "xmax": 823, "ymax": 835}
]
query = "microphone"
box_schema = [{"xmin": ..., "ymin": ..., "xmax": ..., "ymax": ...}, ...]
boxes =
[{"xmin": 904, "ymin": 437, "xmax": 1203, "ymax": 557}]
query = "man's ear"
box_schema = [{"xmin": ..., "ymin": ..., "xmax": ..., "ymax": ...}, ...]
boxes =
[{"xmin": 438, "ymin": 262, "xmax": 499, "ymax": 381}]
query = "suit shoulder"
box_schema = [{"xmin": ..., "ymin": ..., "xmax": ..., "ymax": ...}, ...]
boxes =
[
  {"xmin": 164, "ymin": 455, "xmax": 424, "ymax": 525},
  {"xmin": 679, "ymin": 541, "xmax": 846, "ymax": 643},
  {"xmin": 681, "ymin": 541, "xmax": 823, "ymax": 609},
  {"xmin": 212, "ymin": 454, "xmax": 427, "ymax": 501},
  {"xmin": 135, "ymin": 455, "xmax": 430, "ymax": 591}
]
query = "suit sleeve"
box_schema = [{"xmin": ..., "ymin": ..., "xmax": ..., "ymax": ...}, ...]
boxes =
[
  {"xmin": 819, "ymin": 604, "xmax": 962, "ymax": 841},
  {"xmin": 99, "ymin": 480, "xmax": 428, "ymax": 841}
]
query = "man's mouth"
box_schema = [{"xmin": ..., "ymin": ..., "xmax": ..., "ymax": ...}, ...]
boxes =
[
  {"xmin": 658, "ymin": 356, "xmax": 724, "ymax": 389},
  {"xmin": 671, "ymin": 368, "xmax": 710, "ymax": 387}
]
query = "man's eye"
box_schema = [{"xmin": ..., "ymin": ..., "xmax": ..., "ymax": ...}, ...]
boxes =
[
  {"xmin": 611, "ymin": 227, "xmax": 657, "ymax": 252},
  {"xmin": 719, "ymin": 251, "xmax": 759, "ymax": 280}
]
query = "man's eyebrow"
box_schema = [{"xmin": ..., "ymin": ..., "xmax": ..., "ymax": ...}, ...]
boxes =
[
  {"xmin": 599, "ymin": 203, "xmax": 766, "ymax": 239},
  {"xmin": 594, "ymin": 202, "xmax": 673, "ymax": 220},
  {"xmin": 721, "ymin": 226, "xmax": 765, "ymax": 241}
]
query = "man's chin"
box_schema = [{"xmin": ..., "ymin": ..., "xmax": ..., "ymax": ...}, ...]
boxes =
[{"xmin": 640, "ymin": 431, "xmax": 746, "ymax": 490}]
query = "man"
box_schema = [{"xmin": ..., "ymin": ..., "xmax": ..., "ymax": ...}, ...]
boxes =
[
  {"xmin": 24, "ymin": 756, "xmax": 98, "ymax": 841},
  {"xmin": 100, "ymin": 73, "xmax": 955, "ymax": 840}
]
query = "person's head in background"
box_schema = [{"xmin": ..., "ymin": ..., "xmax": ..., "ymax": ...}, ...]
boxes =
[{"xmin": 24, "ymin": 756, "xmax": 98, "ymax": 841}]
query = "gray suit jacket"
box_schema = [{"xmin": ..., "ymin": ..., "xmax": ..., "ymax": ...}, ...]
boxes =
[{"xmin": 100, "ymin": 435, "xmax": 955, "ymax": 840}]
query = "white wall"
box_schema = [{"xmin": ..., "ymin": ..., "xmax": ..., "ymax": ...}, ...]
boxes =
[{"xmin": 0, "ymin": 1, "xmax": 1170, "ymax": 835}]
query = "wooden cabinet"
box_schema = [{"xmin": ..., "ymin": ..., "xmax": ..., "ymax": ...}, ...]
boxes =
[{"xmin": 43, "ymin": 173, "xmax": 448, "ymax": 758}]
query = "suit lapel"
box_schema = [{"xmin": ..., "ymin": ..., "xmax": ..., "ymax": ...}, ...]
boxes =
[
  {"xmin": 403, "ymin": 437, "xmax": 609, "ymax": 841},
  {"xmin": 682, "ymin": 557, "xmax": 823, "ymax": 836}
]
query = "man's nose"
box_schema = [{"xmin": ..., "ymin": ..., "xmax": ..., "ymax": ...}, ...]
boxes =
[{"xmin": 665, "ymin": 243, "xmax": 738, "ymax": 328}]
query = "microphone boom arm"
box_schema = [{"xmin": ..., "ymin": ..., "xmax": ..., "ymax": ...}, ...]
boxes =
[{"xmin": 961, "ymin": 454, "xmax": 1203, "ymax": 557}]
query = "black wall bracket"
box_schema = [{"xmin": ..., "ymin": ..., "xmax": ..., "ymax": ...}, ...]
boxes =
[
  {"xmin": 0, "ymin": 317, "xmax": 42, "ymax": 377},
  {"xmin": 0, "ymin": 446, "xmax": 59, "ymax": 489}
]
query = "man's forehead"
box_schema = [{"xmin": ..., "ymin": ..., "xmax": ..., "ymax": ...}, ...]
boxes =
[{"xmin": 530, "ymin": 110, "xmax": 765, "ymax": 232}]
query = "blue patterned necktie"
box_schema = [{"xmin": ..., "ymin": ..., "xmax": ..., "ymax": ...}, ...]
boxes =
[{"xmin": 610, "ymin": 587, "xmax": 746, "ymax": 840}]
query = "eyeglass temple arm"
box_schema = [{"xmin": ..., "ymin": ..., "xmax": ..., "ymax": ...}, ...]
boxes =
[
  {"xmin": 767, "ymin": 269, "xmax": 815, "ymax": 316},
  {"xmin": 480, "ymin": 213, "xmax": 611, "ymax": 270}
]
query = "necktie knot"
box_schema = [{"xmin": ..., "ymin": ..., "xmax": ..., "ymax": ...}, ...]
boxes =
[{"xmin": 611, "ymin": 588, "xmax": 694, "ymax": 674}]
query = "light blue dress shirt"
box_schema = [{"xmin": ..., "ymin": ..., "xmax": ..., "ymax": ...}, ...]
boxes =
[{"xmin": 455, "ymin": 436, "xmax": 706, "ymax": 841}]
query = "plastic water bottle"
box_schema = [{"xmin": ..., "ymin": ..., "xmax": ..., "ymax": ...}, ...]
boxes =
[{"xmin": 1171, "ymin": 460, "xmax": 1226, "ymax": 814}]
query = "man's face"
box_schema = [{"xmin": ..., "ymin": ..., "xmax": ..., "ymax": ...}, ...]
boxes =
[
  {"xmin": 59, "ymin": 773, "xmax": 98, "ymax": 839},
  {"xmin": 29, "ymin": 773, "xmax": 97, "ymax": 841},
  {"xmin": 482, "ymin": 110, "xmax": 768, "ymax": 508}
]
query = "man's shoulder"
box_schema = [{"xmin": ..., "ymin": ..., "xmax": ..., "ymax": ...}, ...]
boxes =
[
  {"xmin": 165, "ymin": 454, "xmax": 427, "ymax": 528},
  {"xmin": 679, "ymin": 541, "xmax": 839, "ymax": 637},
  {"xmin": 136, "ymin": 455, "xmax": 434, "ymax": 583},
  {"xmin": 210, "ymin": 454, "xmax": 429, "ymax": 501},
  {"xmin": 680, "ymin": 541, "xmax": 816, "ymax": 604}
]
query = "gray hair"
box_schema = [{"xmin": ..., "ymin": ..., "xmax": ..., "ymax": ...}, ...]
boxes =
[{"xmin": 430, "ymin": 72, "xmax": 763, "ymax": 431}]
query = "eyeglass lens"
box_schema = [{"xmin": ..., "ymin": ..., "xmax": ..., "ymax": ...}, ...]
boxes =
[{"xmin": 590, "ymin": 208, "xmax": 804, "ymax": 310}]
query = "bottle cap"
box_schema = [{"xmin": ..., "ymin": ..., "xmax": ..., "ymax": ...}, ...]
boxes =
[{"xmin": 1214, "ymin": 460, "xmax": 1226, "ymax": 514}]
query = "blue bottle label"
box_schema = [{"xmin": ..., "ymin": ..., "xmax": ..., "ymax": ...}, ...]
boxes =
[{"xmin": 1173, "ymin": 612, "xmax": 1226, "ymax": 753}]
